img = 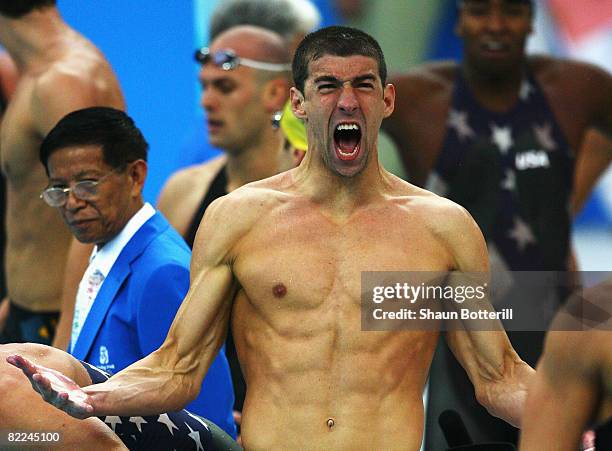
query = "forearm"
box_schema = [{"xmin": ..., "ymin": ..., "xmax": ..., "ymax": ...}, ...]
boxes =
[
  {"xmin": 82, "ymin": 351, "xmax": 199, "ymax": 417},
  {"xmin": 52, "ymin": 313, "xmax": 72, "ymax": 351}
]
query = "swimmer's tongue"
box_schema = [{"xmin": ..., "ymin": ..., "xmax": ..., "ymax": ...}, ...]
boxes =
[{"xmin": 334, "ymin": 127, "xmax": 361, "ymax": 152}]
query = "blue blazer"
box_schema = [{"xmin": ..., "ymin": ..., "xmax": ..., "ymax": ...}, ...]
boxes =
[{"xmin": 70, "ymin": 212, "xmax": 236, "ymax": 437}]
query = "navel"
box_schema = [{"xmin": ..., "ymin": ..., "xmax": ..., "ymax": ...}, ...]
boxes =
[{"xmin": 326, "ymin": 418, "xmax": 335, "ymax": 429}]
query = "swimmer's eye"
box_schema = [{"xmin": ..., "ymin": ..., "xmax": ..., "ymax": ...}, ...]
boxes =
[
  {"xmin": 356, "ymin": 82, "xmax": 375, "ymax": 91},
  {"xmin": 317, "ymin": 84, "xmax": 337, "ymax": 93}
]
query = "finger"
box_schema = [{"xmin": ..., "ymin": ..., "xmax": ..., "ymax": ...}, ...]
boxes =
[
  {"xmin": 69, "ymin": 402, "xmax": 95, "ymax": 419},
  {"xmin": 32, "ymin": 372, "xmax": 56, "ymax": 397},
  {"xmin": 6, "ymin": 354, "xmax": 38, "ymax": 378}
]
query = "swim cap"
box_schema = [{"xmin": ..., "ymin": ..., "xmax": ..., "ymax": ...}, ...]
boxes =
[{"xmin": 280, "ymin": 101, "xmax": 308, "ymax": 151}]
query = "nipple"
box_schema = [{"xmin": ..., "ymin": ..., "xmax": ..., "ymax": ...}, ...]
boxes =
[{"xmin": 273, "ymin": 283, "xmax": 287, "ymax": 298}]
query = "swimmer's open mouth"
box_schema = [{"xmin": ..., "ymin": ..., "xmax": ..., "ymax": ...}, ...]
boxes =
[{"xmin": 333, "ymin": 123, "xmax": 362, "ymax": 161}]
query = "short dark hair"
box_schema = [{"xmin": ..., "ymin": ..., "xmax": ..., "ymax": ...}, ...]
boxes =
[
  {"xmin": 292, "ymin": 26, "xmax": 387, "ymax": 94},
  {"xmin": 0, "ymin": 0, "xmax": 56, "ymax": 18},
  {"xmin": 40, "ymin": 107, "xmax": 148, "ymax": 174}
]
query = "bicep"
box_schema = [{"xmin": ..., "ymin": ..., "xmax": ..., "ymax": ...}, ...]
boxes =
[
  {"xmin": 443, "ymin": 206, "xmax": 513, "ymax": 385},
  {"xmin": 154, "ymin": 194, "xmax": 248, "ymax": 380},
  {"xmin": 156, "ymin": 242, "xmax": 236, "ymax": 382}
]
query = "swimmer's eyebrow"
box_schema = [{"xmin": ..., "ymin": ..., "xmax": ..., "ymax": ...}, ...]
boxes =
[
  {"xmin": 353, "ymin": 74, "xmax": 377, "ymax": 84},
  {"xmin": 314, "ymin": 74, "xmax": 377, "ymax": 85},
  {"xmin": 314, "ymin": 75, "xmax": 341, "ymax": 85}
]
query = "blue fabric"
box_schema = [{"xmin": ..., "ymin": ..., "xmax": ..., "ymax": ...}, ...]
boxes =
[
  {"xmin": 81, "ymin": 361, "xmax": 239, "ymax": 451},
  {"xmin": 434, "ymin": 70, "xmax": 574, "ymax": 271},
  {"xmin": 70, "ymin": 212, "xmax": 236, "ymax": 437}
]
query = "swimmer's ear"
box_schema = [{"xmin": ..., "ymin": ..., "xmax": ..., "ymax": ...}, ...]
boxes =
[
  {"xmin": 290, "ymin": 87, "xmax": 306, "ymax": 120},
  {"xmin": 383, "ymin": 83, "xmax": 395, "ymax": 118},
  {"xmin": 263, "ymin": 78, "xmax": 290, "ymax": 113}
]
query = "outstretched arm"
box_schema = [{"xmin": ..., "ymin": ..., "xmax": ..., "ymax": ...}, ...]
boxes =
[
  {"xmin": 8, "ymin": 195, "xmax": 245, "ymax": 418},
  {"xmin": 441, "ymin": 203, "xmax": 534, "ymax": 427}
]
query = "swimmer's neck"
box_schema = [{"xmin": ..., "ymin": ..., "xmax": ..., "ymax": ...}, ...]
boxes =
[{"xmin": 293, "ymin": 148, "xmax": 392, "ymax": 213}]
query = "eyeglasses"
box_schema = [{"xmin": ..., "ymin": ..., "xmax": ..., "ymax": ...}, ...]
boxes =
[
  {"xmin": 40, "ymin": 170, "xmax": 118, "ymax": 208},
  {"xmin": 194, "ymin": 47, "xmax": 291, "ymax": 72}
]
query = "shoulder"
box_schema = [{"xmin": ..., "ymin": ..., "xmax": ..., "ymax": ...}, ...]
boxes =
[
  {"xmin": 27, "ymin": 38, "xmax": 123, "ymax": 124},
  {"xmin": 193, "ymin": 177, "xmax": 288, "ymax": 263},
  {"xmin": 32, "ymin": 52, "xmax": 112, "ymax": 107},
  {"xmin": 393, "ymin": 178, "xmax": 487, "ymax": 270},
  {"xmin": 530, "ymin": 54, "xmax": 610, "ymax": 80},
  {"xmin": 157, "ymin": 156, "xmax": 227, "ymax": 235},
  {"xmin": 29, "ymin": 61, "xmax": 118, "ymax": 135},
  {"xmin": 159, "ymin": 156, "xmax": 226, "ymax": 200},
  {"xmin": 388, "ymin": 61, "xmax": 457, "ymax": 100},
  {"xmin": 391, "ymin": 175, "xmax": 475, "ymax": 226},
  {"xmin": 203, "ymin": 179, "xmax": 285, "ymax": 230},
  {"xmin": 384, "ymin": 62, "xmax": 457, "ymax": 134},
  {"xmin": 530, "ymin": 55, "xmax": 612, "ymax": 99}
]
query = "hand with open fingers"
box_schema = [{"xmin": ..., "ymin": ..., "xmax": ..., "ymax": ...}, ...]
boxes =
[{"xmin": 6, "ymin": 354, "xmax": 95, "ymax": 419}]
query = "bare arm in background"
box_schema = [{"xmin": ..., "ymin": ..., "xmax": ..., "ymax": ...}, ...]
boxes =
[
  {"xmin": 52, "ymin": 240, "xmax": 94, "ymax": 350},
  {"xmin": 572, "ymin": 129, "xmax": 612, "ymax": 215}
]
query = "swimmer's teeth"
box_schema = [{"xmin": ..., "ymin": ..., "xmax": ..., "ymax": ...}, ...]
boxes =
[
  {"xmin": 336, "ymin": 124, "xmax": 360, "ymax": 131},
  {"xmin": 338, "ymin": 147, "xmax": 358, "ymax": 156}
]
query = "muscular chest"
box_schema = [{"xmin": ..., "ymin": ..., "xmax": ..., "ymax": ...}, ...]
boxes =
[{"xmin": 233, "ymin": 204, "xmax": 451, "ymax": 314}]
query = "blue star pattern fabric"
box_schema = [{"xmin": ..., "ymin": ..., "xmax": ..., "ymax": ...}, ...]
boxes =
[
  {"xmin": 81, "ymin": 361, "xmax": 241, "ymax": 451},
  {"xmin": 431, "ymin": 71, "xmax": 574, "ymax": 271}
]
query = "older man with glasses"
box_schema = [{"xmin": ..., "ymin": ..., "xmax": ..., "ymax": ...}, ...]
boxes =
[{"xmin": 37, "ymin": 106, "xmax": 237, "ymax": 442}]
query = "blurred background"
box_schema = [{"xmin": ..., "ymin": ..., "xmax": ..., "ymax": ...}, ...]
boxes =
[{"xmin": 35, "ymin": 0, "xmax": 612, "ymax": 268}]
